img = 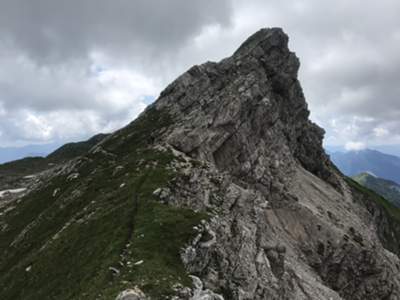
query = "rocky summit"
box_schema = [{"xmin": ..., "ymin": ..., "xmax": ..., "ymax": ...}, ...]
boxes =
[{"xmin": 1, "ymin": 28, "xmax": 400, "ymax": 300}]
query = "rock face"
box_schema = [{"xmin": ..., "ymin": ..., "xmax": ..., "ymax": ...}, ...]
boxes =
[
  {"xmin": 115, "ymin": 288, "xmax": 147, "ymax": 300},
  {"xmin": 2, "ymin": 28, "xmax": 400, "ymax": 300},
  {"xmin": 149, "ymin": 28, "xmax": 400, "ymax": 299},
  {"xmin": 158, "ymin": 28, "xmax": 338, "ymax": 191}
]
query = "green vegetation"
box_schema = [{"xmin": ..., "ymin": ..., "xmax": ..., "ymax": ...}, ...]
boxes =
[
  {"xmin": 346, "ymin": 177, "xmax": 400, "ymax": 222},
  {"xmin": 352, "ymin": 172, "xmax": 400, "ymax": 208},
  {"xmin": 0, "ymin": 134, "xmax": 108, "ymax": 177},
  {"xmin": 346, "ymin": 177, "xmax": 400, "ymax": 254},
  {"xmin": 46, "ymin": 133, "xmax": 109, "ymax": 163},
  {"xmin": 0, "ymin": 156, "xmax": 48, "ymax": 176},
  {"xmin": 0, "ymin": 107, "xmax": 207, "ymax": 299}
]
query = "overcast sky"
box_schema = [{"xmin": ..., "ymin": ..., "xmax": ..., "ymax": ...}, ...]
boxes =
[{"xmin": 0, "ymin": 0, "xmax": 399, "ymax": 151}]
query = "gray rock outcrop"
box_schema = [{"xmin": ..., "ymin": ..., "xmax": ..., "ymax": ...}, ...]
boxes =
[
  {"xmin": 116, "ymin": 288, "xmax": 147, "ymax": 300},
  {"xmin": 2, "ymin": 27, "xmax": 400, "ymax": 300},
  {"xmin": 147, "ymin": 28, "xmax": 400, "ymax": 299}
]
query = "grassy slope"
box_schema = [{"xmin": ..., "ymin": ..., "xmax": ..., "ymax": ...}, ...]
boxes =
[
  {"xmin": 0, "ymin": 157, "xmax": 48, "ymax": 175},
  {"xmin": 0, "ymin": 107, "xmax": 207, "ymax": 299},
  {"xmin": 352, "ymin": 173, "xmax": 400, "ymax": 207},
  {"xmin": 46, "ymin": 133, "xmax": 109, "ymax": 163},
  {"xmin": 0, "ymin": 134, "xmax": 109, "ymax": 179},
  {"xmin": 346, "ymin": 177, "xmax": 400, "ymax": 222},
  {"xmin": 346, "ymin": 177, "xmax": 400, "ymax": 254}
]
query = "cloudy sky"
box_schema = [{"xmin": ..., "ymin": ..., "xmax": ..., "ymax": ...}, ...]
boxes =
[{"xmin": 0, "ymin": 0, "xmax": 399, "ymax": 152}]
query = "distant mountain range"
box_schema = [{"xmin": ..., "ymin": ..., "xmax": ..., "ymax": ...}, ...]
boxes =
[
  {"xmin": 0, "ymin": 143, "xmax": 60, "ymax": 164},
  {"xmin": 326, "ymin": 145, "xmax": 400, "ymax": 158},
  {"xmin": 330, "ymin": 149, "xmax": 400, "ymax": 184},
  {"xmin": 352, "ymin": 172, "xmax": 400, "ymax": 207},
  {"xmin": 0, "ymin": 134, "xmax": 109, "ymax": 164},
  {"xmin": 0, "ymin": 133, "xmax": 109, "ymax": 190}
]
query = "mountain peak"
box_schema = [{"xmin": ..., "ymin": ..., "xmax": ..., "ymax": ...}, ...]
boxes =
[
  {"xmin": 234, "ymin": 28, "xmax": 288, "ymax": 55},
  {"xmin": 233, "ymin": 27, "xmax": 300, "ymax": 78},
  {"xmin": 331, "ymin": 148, "xmax": 400, "ymax": 184},
  {"xmin": 156, "ymin": 28, "xmax": 335, "ymax": 190},
  {"xmin": 3, "ymin": 29, "xmax": 400, "ymax": 300}
]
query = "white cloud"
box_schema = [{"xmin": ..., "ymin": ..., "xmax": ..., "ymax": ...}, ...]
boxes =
[
  {"xmin": 373, "ymin": 127, "xmax": 389, "ymax": 138},
  {"xmin": 345, "ymin": 141, "xmax": 367, "ymax": 151},
  {"xmin": 1, "ymin": 0, "xmax": 400, "ymax": 150},
  {"xmin": 0, "ymin": 0, "xmax": 232, "ymax": 147},
  {"xmin": 0, "ymin": 47, "xmax": 161, "ymax": 146}
]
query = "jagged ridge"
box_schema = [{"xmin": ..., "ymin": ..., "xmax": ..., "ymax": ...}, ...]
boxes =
[{"xmin": 1, "ymin": 28, "xmax": 400, "ymax": 300}]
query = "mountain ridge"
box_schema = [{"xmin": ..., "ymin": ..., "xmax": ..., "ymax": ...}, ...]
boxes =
[
  {"xmin": 1, "ymin": 28, "xmax": 400, "ymax": 299},
  {"xmin": 0, "ymin": 133, "xmax": 109, "ymax": 193},
  {"xmin": 0, "ymin": 143, "xmax": 59, "ymax": 164},
  {"xmin": 331, "ymin": 148, "xmax": 400, "ymax": 184},
  {"xmin": 352, "ymin": 172, "xmax": 400, "ymax": 207}
]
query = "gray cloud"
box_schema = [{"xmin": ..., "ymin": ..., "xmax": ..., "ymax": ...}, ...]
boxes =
[
  {"xmin": 251, "ymin": 0, "xmax": 400, "ymax": 147},
  {"xmin": 0, "ymin": 0, "xmax": 232, "ymax": 146},
  {"xmin": 0, "ymin": 0, "xmax": 399, "ymax": 150},
  {"xmin": 0, "ymin": 0, "xmax": 232, "ymax": 64}
]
